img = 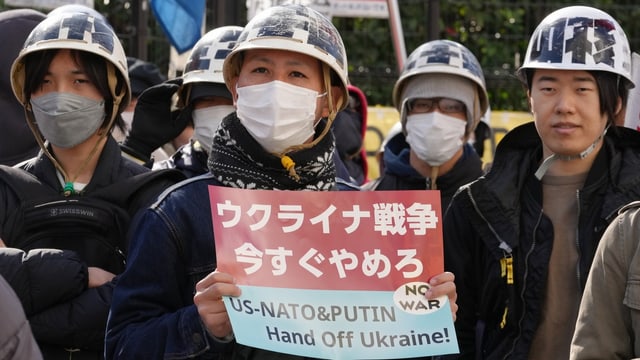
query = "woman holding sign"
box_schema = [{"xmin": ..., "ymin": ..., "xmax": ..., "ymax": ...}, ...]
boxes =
[{"xmin": 106, "ymin": 4, "xmax": 457, "ymax": 359}]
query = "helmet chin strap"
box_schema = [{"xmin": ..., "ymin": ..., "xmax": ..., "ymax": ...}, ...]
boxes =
[{"xmin": 534, "ymin": 125, "xmax": 609, "ymax": 180}]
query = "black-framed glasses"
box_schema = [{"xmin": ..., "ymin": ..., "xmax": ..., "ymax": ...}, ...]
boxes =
[{"xmin": 408, "ymin": 98, "xmax": 466, "ymax": 114}]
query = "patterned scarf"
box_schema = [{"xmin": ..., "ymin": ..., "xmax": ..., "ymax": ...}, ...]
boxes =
[{"xmin": 208, "ymin": 113, "xmax": 336, "ymax": 190}]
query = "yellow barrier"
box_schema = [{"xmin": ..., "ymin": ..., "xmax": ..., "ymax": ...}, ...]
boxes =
[{"xmin": 363, "ymin": 106, "xmax": 533, "ymax": 180}]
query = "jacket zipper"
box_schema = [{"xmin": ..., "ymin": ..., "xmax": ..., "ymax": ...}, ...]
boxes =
[
  {"xmin": 465, "ymin": 187, "xmax": 518, "ymax": 358},
  {"xmin": 503, "ymin": 208, "xmax": 544, "ymax": 360},
  {"xmin": 575, "ymin": 189, "xmax": 582, "ymax": 289}
]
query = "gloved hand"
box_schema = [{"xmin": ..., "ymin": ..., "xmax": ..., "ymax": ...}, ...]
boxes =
[{"xmin": 121, "ymin": 78, "xmax": 189, "ymax": 162}]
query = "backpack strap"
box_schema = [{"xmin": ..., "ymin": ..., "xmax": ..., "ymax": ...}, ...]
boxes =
[
  {"xmin": 91, "ymin": 168, "xmax": 186, "ymax": 214},
  {"xmin": 0, "ymin": 165, "xmax": 56, "ymax": 200}
]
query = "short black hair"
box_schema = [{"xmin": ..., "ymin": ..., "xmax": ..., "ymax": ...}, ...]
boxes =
[
  {"xmin": 523, "ymin": 68, "xmax": 629, "ymax": 127},
  {"xmin": 23, "ymin": 49, "xmax": 126, "ymax": 132}
]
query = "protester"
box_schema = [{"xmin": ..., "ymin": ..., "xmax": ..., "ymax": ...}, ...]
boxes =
[
  {"xmin": 105, "ymin": 4, "xmax": 457, "ymax": 358},
  {"xmin": 331, "ymin": 84, "xmax": 369, "ymax": 185},
  {"xmin": 122, "ymin": 27, "xmax": 359, "ymax": 189},
  {"xmin": 365, "ymin": 40, "xmax": 488, "ymax": 211},
  {"xmin": 0, "ymin": 8, "xmax": 45, "ymax": 166},
  {"xmin": 0, "ymin": 272, "xmax": 42, "ymax": 360},
  {"xmin": 569, "ymin": 201, "xmax": 640, "ymax": 359},
  {"xmin": 123, "ymin": 57, "xmax": 194, "ymax": 158},
  {"xmin": 112, "ymin": 56, "xmax": 170, "ymax": 163},
  {"xmin": 150, "ymin": 25, "xmax": 243, "ymax": 177},
  {"xmin": 368, "ymin": 121, "xmax": 402, "ymax": 178},
  {"xmin": 443, "ymin": 5, "xmax": 640, "ymax": 359},
  {"xmin": 0, "ymin": 10, "xmax": 183, "ymax": 357}
]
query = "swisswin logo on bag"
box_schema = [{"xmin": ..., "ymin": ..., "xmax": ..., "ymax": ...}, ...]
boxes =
[{"xmin": 0, "ymin": 165, "xmax": 183, "ymax": 274}]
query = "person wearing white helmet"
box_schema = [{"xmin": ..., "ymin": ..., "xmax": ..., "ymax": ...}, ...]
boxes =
[
  {"xmin": 150, "ymin": 25, "xmax": 243, "ymax": 177},
  {"xmin": 443, "ymin": 5, "xmax": 640, "ymax": 359},
  {"xmin": 105, "ymin": 4, "xmax": 457, "ymax": 358},
  {"xmin": 121, "ymin": 25, "xmax": 360, "ymax": 188},
  {"xmin": 365, "ymin": 39, "xmax": 488, "ymax": 212},
  {"xmin": 0, "ymin": 9, "xmax": 183, "ymax": 358}
]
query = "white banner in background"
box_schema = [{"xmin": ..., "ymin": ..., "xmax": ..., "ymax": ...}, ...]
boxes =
[
  {"xmin": 6, "ymin": 0, "xmax": 93, "ymax": 10},
  {"xmin": 624, "ymin": 52, "xmax": 640, "ymax": 131},
  {"xmin": 247, "ymin": 0, "xmax": 332, "ymax": 20},
  {"xmin": 246, "ymin": 0, "xmax": 388, "ymax": 20},
  {"xmin": 331, "ymin": 0, "xmax": 388, "ymax": 18}
]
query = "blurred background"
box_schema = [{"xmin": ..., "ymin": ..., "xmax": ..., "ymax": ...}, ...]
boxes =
[{"xmin": 3, "ymin": 0, "xmax": 639, "ymax": 178}]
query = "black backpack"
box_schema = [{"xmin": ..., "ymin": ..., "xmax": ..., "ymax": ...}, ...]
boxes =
[{"xmin": 0, "ymin": 165, "xmax": 184, "ymax": 274}]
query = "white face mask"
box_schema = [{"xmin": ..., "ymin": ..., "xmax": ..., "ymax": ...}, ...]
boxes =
[
  {"xmin": 405, "ymin": 112, "xmax": 466, "ymax": 166},
  {"xmin": 192, "ymin": 105, "xmax": 235, "ymax": 152},
  {"xmin": 236, "ymin": 80, "xmax": 322, "ymax": 154}
]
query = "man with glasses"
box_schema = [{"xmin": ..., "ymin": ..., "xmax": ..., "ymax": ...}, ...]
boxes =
[{"xmin": 364, "ymin": 39, "xmax": 489, "ymax": 212}]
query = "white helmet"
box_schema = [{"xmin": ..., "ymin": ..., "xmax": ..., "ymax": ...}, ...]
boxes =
[
  {"xmin": 517, "ymin": 6, "xmax": 633, "ymax": 88},
  {"xmin": 47, "ymin": 4, "xmax": 109, "ymax": 26},
  {"xmin": 393, "ymin": 40, "xmax": 489, "ymax": 135},
  {"xmin": 223, "ymin": 4, "xmax": 349, "ymax": 110},
  {"xmin": 179, "ymin": 26, "xmax": 243, "ymax": 106},
  {"xmin": 11, "ymin": 11, "xmax": 130, "ymax": 110},
  {"xmin": 183, "ymin": 26, "xmax": 243, "ymax": 86}
]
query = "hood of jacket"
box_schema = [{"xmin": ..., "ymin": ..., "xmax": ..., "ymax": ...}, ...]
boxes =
[
  {"xmin": 0, "ymin": 9, "xmax": 46, "ymax": 165},
  {"xmin": 382, "ymin": 131, "xmax": 422, "ymax": 180}
]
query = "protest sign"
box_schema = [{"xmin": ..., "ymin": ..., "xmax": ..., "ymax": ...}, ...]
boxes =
[{"xmin": 210, "ymin": 187, "xmax": 458, "ymax": 359}]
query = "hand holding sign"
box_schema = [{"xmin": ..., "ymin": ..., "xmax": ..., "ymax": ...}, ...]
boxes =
[
  {"xmin": 209, "ymin": 187, "xmax": 459, "ymax": 359},
  {"xmin": 194, "ymin": 270, "xmax": 241, "ymax": 339}
]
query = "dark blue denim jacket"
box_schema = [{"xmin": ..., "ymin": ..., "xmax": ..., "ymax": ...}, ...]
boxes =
[
  {"xmin": 105, "ymin": 171, "xmax": 361, "ymax": 359},
  {"xmin": 106, "ymin": 174, "xmax": 231, "ymax": 359}
]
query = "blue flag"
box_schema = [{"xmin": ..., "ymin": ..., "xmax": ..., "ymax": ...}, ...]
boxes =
[{"xmin": 150, "ymin": 0, "xmax": 205, "ymax": 53}]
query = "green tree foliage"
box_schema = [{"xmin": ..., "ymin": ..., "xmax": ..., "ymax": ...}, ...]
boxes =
[
  {"xmin": 5, "ymin": 0, "xmax": 638, "ymax": 111},
  {"xmin": 336, "ymin": 0, "xmax": 640, "ymax": 110}
]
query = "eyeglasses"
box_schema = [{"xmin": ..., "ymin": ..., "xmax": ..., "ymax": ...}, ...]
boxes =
[{"xmin": 408, "ymin": 98, "xmax": 466, "ymax": 114}]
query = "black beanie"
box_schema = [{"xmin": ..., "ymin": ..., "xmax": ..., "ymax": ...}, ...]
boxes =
[{"xmin": 126, "ymin": 57, "xmax": 167, "ymax": 97}]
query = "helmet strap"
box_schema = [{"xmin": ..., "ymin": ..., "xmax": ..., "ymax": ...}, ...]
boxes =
[
  {"xmin": 277, "ymin": 63, "xmax": 340, "ymax": 179},
  {"xmin": 23, "ymin": 105, "xmax": 63, "ymax": 178},
  {"xmin": 430, "ymin": 166, "xmax": 439, "ymax": 190},
  {"xmin": 468, "ymin": 89, "xmax": 481, "ymax": 136},
  {"xmin": 23, "ymin": 106, "xmax": 106, "ymax": 196},
  {"xmin": 106, "ymin": 62, "xmax": 125, "ymax": 132},
  {"xmin": 534, "ymin": 125, "xmax": 609, "ymax": 180}
]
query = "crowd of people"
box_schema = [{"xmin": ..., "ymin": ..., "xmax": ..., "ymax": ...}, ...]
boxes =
[{"xmin": 0, "ymin": 2, "xmax": 638, "ymax": 360}]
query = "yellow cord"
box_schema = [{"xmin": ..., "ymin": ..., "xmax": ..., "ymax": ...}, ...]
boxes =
[{"xmin": 281, "ymin": 155, "xmax": 300, "ymax": 181}]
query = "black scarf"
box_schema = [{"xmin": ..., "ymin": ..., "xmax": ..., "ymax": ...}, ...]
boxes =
[{"xmin": 208, "ymin": 113, "xmax": 336, "ymax": 190}]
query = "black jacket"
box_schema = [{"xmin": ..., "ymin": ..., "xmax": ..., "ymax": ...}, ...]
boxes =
[
  {"xmin": 443, "ymin": 123, "xmax": 640, "ymax": 359},
  {"xmin": 0, "ymin": 248, "xmax": 86, "ymax": 316},
  {"xmin": 0, "ymin": 137, "xmax": 184, "ymax": 358}
]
